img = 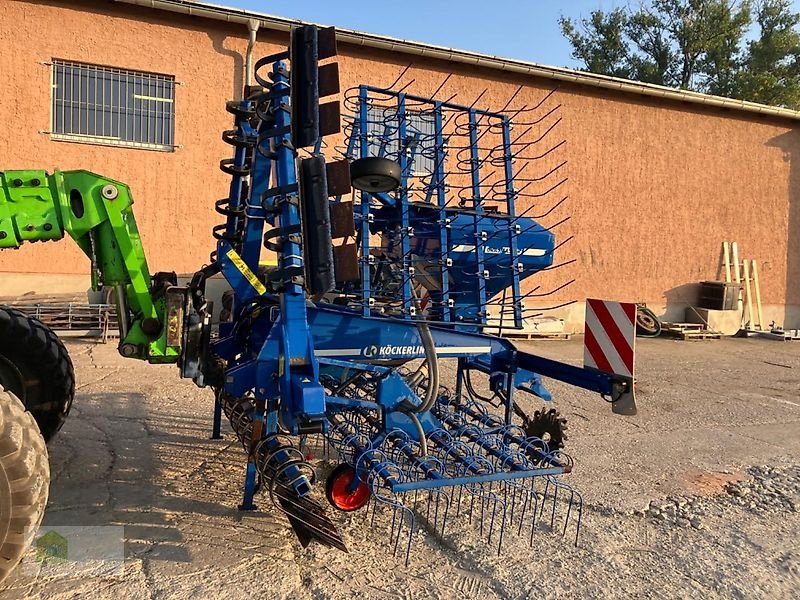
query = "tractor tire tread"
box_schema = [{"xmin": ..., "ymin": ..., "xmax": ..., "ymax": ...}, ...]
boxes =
[
  {"xmin": 0, "ymin": 388, "xmax": 50, "ymax": 585},
  {"xmin": 0, "ymin": 306, "xmax": 75, "ymax": 441}
]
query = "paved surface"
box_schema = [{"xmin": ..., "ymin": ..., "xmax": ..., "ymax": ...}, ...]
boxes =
[{"xmin": 1, "ymin": 336, "xmax": 798, "ymax": 598}]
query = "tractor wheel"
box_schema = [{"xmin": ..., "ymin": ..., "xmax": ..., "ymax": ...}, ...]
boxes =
[
  {"xmin": 0, "ymin": 387, "xmax": 50, "ymax": 585},
  {"xmin": 0, "ymin": 306, "xmax": 75, "ymax": 442}
]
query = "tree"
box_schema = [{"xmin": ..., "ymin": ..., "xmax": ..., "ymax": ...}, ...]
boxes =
[
  {"xmin": 559, "ymin": 0, "xmax": 800, "ymax": 109},
  {"xmin": 560, "ymin": 9, "xmax": 633, "ymax": 80},
  {"xmin": 737, "ymin": 0, "xmax": 800, "ymax": 106}
]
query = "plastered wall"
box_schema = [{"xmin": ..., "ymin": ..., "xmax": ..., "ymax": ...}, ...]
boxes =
[{"xmin": 1, "ymin": 0, "xmax": 798, "ymax": 327}]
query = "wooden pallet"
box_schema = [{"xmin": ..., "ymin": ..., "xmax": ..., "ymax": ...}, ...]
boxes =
[
  {"xmin": 501, "ymin": 331, "xmax": 571, "ymax": 341},
  {"xmin": 660, "ymin": 322, "xmax": 722, "ymax": 340}
]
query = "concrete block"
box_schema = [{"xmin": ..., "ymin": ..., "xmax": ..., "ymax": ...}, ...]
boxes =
[{"xmin": 685, "ymin": 306, "xmax": 741, "ymax": 335}]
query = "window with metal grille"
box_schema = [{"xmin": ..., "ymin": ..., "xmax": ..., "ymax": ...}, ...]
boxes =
[
  {"xmin": 51, "ymin": 60, "xmax": 176, "ymax": 151},
  {"xmin": 359, "ymin": 107, "xmax": 436, "ymax": 176}
]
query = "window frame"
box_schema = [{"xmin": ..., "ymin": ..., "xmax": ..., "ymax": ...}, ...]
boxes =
[{"xmin": 49, "ymin": 59, "xmax": 177, "ymax": 152}]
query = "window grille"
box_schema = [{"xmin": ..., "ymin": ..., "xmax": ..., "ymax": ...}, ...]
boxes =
[
  {"xmin": 51, "ymin": 60, "xmax": 176, "ymax": 151},
  {"xmin": 360, "ymin": 106, "xmax": 436, "ymax": 176}
]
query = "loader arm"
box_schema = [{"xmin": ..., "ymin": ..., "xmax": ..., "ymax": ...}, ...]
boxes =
[{"xmin": 0, "ymin": 169, "xmax": 182, "ymax": 363}]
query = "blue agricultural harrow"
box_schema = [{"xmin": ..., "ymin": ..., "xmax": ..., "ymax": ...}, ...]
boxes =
[{"xmin": 0, "ymin": 25, "xmax": 636, "ymax": 566}]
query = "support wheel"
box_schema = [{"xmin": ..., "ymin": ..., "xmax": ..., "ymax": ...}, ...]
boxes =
[
  {"xmin": 524, "ymin": 407, "xmax": 568, "ymax": 452},
  {"xmin": 325, "ymin": 464, "xmax": 370, "ymax": 512},
  {"xmin": 0, "ymin": 306, "xmax": 75, "ymax": 442},
  {"xmin": 0, "ymin": 387, "xmax": 50, "ymax": 585},
  {"xmin": 349, "ymin": 157, "xmax": 401, "ymax": 193}
]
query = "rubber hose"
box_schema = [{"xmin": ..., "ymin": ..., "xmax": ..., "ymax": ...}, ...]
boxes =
[
  {"xmin": 411, "ymin": 293, "xmax": 439, "ymax": 414},
  {"xmin": 406, "ymin": 411, "xmax": 429, "ymax": 457}
]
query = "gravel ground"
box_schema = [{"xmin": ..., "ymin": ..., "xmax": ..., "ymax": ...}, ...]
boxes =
[{"xmin": 1, "ymin": 336, "xmax": 798, "ymax": 599}]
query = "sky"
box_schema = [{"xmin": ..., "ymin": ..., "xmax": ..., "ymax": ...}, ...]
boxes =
[
  {"xmin": 218, "ymin": 1, "xmax": 630, "ymax": 68},
  {"xmin": 219, "ymin": 1, "xmax": 800, "ymax": 69}
]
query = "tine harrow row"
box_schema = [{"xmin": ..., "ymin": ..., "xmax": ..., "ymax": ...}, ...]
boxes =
[{"xmin": 324, "ymin": 387, "xmax": 582, "ymax": 564}]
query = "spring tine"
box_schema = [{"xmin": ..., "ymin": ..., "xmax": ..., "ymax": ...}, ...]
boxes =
[
  {"xmin": 529, "ymin": 489, "xmax": 541, "ymax": 547},
  {"xmin": 364, "ymin": 495, "xmax": 373, "ymax": 525},
  {"xmin": 562, "ymin": 487, "xmax": 575, "ymax": 538},
  {"xmin": 429, "ymin": 72, "xmax": 454, "ymax": 100},
  {"xmin": 549, "ymin": 476, "xmax": 583, "ymax": 546},
  {"xmin": 476, "ymin": 486, "xmax": 486, "ymax": 536},
  {"xmin": 486, "ymin": 492, "xmax": 496, "ymax": 543},
  {"xmin": 469, "ymin": 485, "xmax": 477, "ymax": 524},
  {"xmin": 439, "ymin": 490, "xmax": 451, "ymax": 535},
  {"xmin": 383, "ymin": 63, "xmax": 413, "ymax": 91},
  {"xmin": 519, "ymin": 479, "xmax": 535, "ymax": 537},
  {"xmin": 402, "ymin": 508, "xmax": 416, "ymax": 566},
  {"xmin": 390, "ymin": 506, "xmax": 402, "ymax": 555},
  {"xmin": 496, "ymin": 489, "xmax": 509, "ymax": 556},
  {"xmin": 538, "ymin": 478, "xmax": 550, "ymax": 527},
  {"xmin": 550, "ymin": 478, "xmax": 559, "ymax": 529},
  {"xmin": 573, "ymin": 493, "xmax": 583, "ymax": 547},
  {"xmin": 370, "ymin": 497, "xmax": 379, "ymax": 526}
]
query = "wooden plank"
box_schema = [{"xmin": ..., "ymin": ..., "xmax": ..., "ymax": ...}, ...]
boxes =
[
  {"xmin": 722, "ymin": 241, "xmax": 731, "ymax": 283},
  {"xmin": 661, "ymin": 328, "xmax": 721, "ymax": 340},
  {"xmin": 752, "ymin": 259, "xmax": 765, "ymax": 330},
  {"xmin": 731, "ymin": 242, "xmax": 743, "ymax": 318},
  {"xmin": 501, "ymin": 331, "xmax": 571, "ymax": 341},
  {"xmin": 661, "ymin": 322, "xmax": 705, "ymax": 330},
  {"xmin": 743, "ymin": 259, "xmax": 754, "ymax": 329}
]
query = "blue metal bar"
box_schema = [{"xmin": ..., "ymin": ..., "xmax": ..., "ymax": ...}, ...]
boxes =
[
  {"xmin": 358, "ymin": 86, "xmax": 372, "ymax": 317},
  {"xmin": 433, "ymin": 101, "xmax": 451, "ymax": 323},
  {"xmin": 242, "ymin": 116, "xmax": 274, "ymax": 268},
  {"xmin": 326, "ymin": 395, "xmax": 381, "ymax": 410},
  {"xmin": 468, "ymin": 109, "xmax": 488, "ymax": 324},
  {"xmin": 223, "ymin": 102, "xmax": 251, "ymax": 243},
  {"xmin": 361, "ymin": 85, "xmax": 509, "ymax": 119},
  {"xmin": 271, "ymin": 64, "xmax": 306, "ymax": 312},
  {"xmin": 391, "ymin": 467, "xmax": 566, "ymax": 492},
  {"xmin": 502, "ymin": 117, "xmax": 523, "ymax": 328},
  {"xmin": 516, "ymin": 351, "xmax": 617, "ymax": 396},
  {"xmin": 254, "ymin": 60, "xmax": 323, "ymax": 432},
  {"xmin": 397, "ymin": 93, "xmax": 413, "ymax": 318},
  {"xmin": 318, "ymin": 356, "xmax": 391, "ymax": 374}
]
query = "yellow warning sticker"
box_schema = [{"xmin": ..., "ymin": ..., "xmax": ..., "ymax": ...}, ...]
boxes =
[{"xmin": 226, "ymin": 248, "xmax": 267, "ymax": 295}]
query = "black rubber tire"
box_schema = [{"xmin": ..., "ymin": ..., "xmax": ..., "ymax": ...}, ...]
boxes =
[
  {"xmin": 0, "ymin": 387, "xmax": 50, "ymax": 585},
  {"xmin": 0, "ymin": 306, "xmax": 75, "ymax": 442},
  {"xmin": 349, "ymin": 157, "xmax": 401, "ymax": 193},
  {"xmin": 636, "ymin": 306, "xmax": 662, "ymax": 337}
]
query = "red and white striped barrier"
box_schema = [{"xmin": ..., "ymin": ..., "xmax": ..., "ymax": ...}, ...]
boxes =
[
  {"xmin": 583, "ymin": 299, "xmax": 636, "ymax": 378},
  {"xmin": 584, "ymin": 298, "xmax": 637, "ymax": 414}
]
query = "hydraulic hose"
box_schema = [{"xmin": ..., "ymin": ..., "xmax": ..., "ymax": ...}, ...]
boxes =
[
  {"xmin": 406, "ymin": 411, "xmax": 429, "ymax": 457},
  {"xmin": 410, "ymin": 288, "xmax": 439, "ymax": 414}
]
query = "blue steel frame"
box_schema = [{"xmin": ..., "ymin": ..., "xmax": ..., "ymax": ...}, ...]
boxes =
[
  {"xmin": 345, "ymin": 85, "xmax": 532, "ymax": 329},
  {"xmin": 205, "ymin": 48, "xmax": 634, "ymax": 508}
]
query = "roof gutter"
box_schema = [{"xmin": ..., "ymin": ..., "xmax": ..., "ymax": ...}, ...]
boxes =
[{"xmin": 114, "ymin": 0, "xmax": 800, "ymax": 122}]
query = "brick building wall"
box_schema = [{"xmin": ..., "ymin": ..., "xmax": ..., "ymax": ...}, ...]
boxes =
[{"xmin": 1, "ymin": 0, "xmax": 798, "ymax": 328}]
